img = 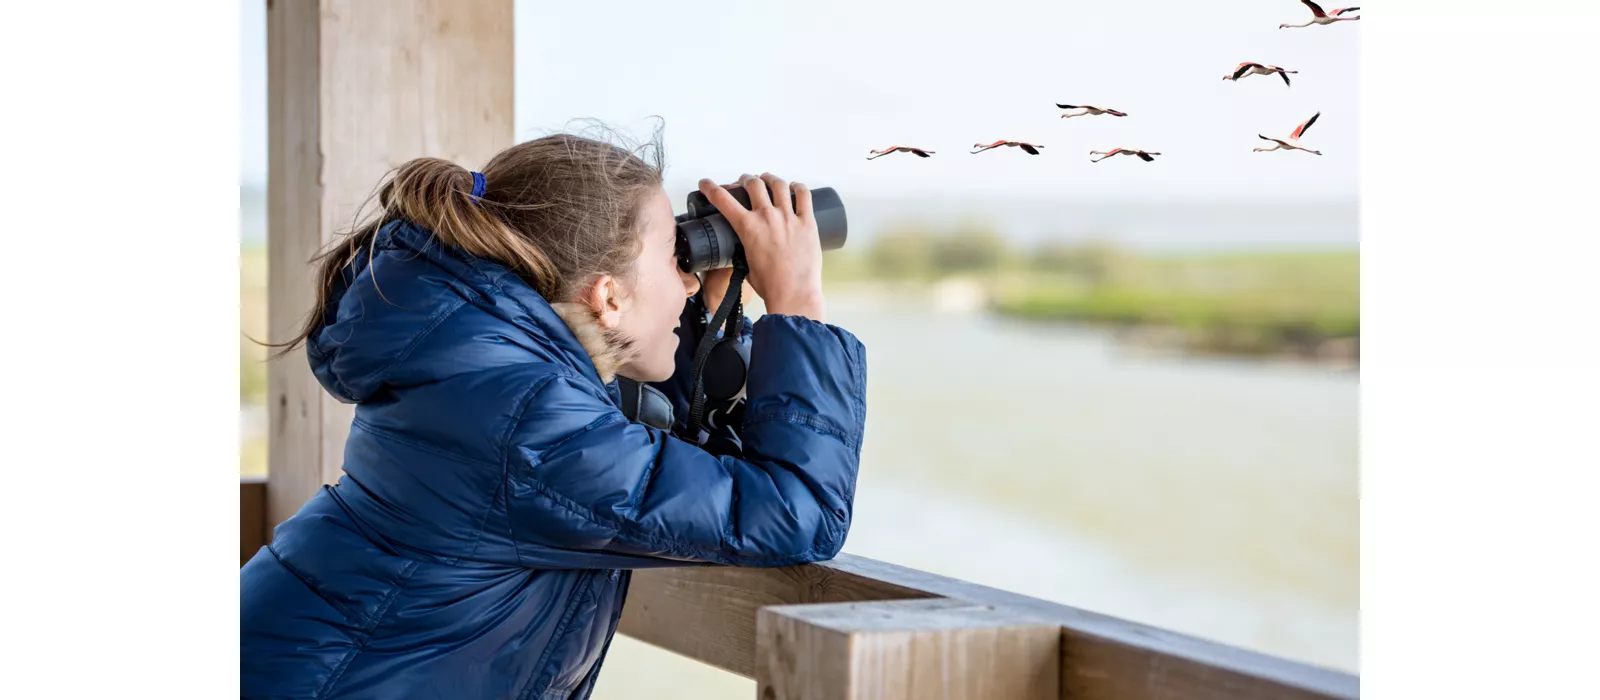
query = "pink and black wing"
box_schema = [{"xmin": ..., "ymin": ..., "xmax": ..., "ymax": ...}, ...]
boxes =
[{"xmin": 1291, "ymin": 112, "xmax": 1320, "ymax": 139}]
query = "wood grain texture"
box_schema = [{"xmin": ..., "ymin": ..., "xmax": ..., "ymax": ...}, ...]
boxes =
[
  {"xmin": 756, "ymin": 599, "xmax": 1060, "ymax": 700},
  {"xmin": 619, "ymin": 553, "xmax": 1358, "ymax": 699},
  {"xmin": 265, "ymin": 0, "xmax": 513, "ymax": 527},
  {"xmin": 240, "ymin": 477, "xmax": 268, "ymax": 567},
  {"xmin": 618, "ymin": 560, "xmax": 936, "ymax": 678}
]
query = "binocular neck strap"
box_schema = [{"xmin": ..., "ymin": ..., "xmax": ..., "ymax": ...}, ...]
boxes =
[{"xmin": 687, "ymin": 252, "xmax": 748, "ymax": 441}]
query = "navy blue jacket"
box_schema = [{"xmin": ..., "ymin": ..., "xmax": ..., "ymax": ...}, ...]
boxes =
[{"xmin": 240, "ymin": 219, "xmax": 868, "ymax": 699}]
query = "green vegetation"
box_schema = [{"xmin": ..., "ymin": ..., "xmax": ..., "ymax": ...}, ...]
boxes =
[
  {"xmin": 241, "ymin": 245, "xmax": 268, "ymax": 477},
  {"xmin": 241, "ymin": 244, "xmax": 269, "ymax": 404},
  {"xmin": 835, "ymin": 221, "xmax": 1358, "ymax": 360}
]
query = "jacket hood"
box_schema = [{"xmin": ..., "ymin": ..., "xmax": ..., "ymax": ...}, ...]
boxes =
[{"xmin": 304, "ymin": 219, "xmax": 627, "ymax": 404}]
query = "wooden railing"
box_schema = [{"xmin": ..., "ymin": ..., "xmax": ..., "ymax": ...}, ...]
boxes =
[{"xmin": 240, "ymin": 479, "xmax": 1358, "ymax": 699}]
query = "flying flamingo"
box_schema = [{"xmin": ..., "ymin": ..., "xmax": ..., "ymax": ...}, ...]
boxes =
[
  {"xmin": 971, "ymin": 140, "xmax": 1044, "ymax": 155},
  {"xmin": 866, "ymin": 145, "xmax": 936, "ymax": 160},
  {"xmin": 1089, "ymin": 148, "xmax": 1160, "ymax": 163},
  {"xmin": 1056, "ymin": 104, "xmax": 1128, "ymax": 119},
  {"xmin": 1255, "ymin": 112, "xmax": 1324, "ymax": 155},
  {"xmin": 1224, "ymin": 62, "xmax": 1298, "ymax": 87},
  {"xmin": 1281, "ymin": 0, "xmax": 1360, "ymax": 28}
]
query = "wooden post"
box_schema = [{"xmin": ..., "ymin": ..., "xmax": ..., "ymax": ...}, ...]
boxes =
[
  {"xmin": 756, "ymin": 598, "xmax": 1061, "ymax": 700},
  {"xmin": 265, "ymin": 0, "xmax": 513, "ymax": 528},
  {"xmin": 240, "ymin": 477, "xmax": 268, "ymax": 567}
]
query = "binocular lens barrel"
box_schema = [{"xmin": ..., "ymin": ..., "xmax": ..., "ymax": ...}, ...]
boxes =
[{"xmin": 675, "ymin": 186, "xmax": 847, "ymax": 274}]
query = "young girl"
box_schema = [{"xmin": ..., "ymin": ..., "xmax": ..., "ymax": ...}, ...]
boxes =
[{"xmin": 240, "ymin": 133, "xmax": 867, "ymax": 699}]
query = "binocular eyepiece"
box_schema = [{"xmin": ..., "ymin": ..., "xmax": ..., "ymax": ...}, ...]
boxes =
[{"xmin": 674, "ymin": 185, "xmax": 849, "ymax": 274}]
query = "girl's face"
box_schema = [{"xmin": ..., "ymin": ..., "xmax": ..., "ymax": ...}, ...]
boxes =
[{"xmin": 592, "ymin": 187, "xmax": 701, "ymax": 383}]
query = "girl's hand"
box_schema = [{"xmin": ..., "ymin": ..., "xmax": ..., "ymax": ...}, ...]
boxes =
[
  {"xmin": 696, "ymin": 173, "xmax": 825, "ymax": 323},
  {"xmin": 699, "ymin": 267, "xmax": 736, "ymax": 313}
]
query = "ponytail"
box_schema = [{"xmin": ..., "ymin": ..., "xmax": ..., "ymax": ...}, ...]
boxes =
[{"xmin": 263, "ymin": 128, "xmax": 665, "ymax": 362}]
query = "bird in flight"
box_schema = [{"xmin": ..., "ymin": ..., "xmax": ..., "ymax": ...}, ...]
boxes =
[
  {"xmin": 1254, "ymin": 112, "xmax": 1324, "ymax": 155},
  {"xmin": 1089, "ymin": 148, "xmax": 1161, "ymax": 163},
  {"xmin": 971, "ymin": 140, "xmax": 1044, "ymax": 155},
  {"xmin": 866, "ymin": 145, "xmax": 936, "ymax": 160},
  {"xmin": 1055, "ymin": 104, "xmax": 1128, "ymax": 119},
  {"xmin": 1281, "ymin": 0, "xmax": 1360, "ymax": 28},
  {"xmin": 1224, "ymin": 62, "xmax": 1298, "ymax": 87}
]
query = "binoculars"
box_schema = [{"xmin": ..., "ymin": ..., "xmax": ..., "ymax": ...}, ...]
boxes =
[
  {"xmin": 618, "ymin": 184, "xmax": 849, "ymax": 450},
  {"xmin": 674, "ymin": 185, "xmax": 849, "ymax": 273}
]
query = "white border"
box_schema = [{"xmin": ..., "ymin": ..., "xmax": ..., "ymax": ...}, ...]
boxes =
[
  {"xmin": 0, "ymin": 2, "xmax": 238, "ymax": 694},
  {"xmin": 1364, "ymin": 6, "xmax": 1600, "ymax": 699}
]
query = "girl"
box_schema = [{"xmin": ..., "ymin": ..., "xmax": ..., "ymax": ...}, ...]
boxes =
[{"xmin": 240, "ymin": 132, "xmax": 867, "ymax": 699}]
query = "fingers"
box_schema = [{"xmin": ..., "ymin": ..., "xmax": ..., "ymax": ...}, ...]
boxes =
[
  {"xmin": 742, "ymin": 173, "xmax": 772, "ymax": 210},
  {"xmin": 698, "ymin": 178, "xmax": 747, "ymax": 222},
  {"xmin": 792, "ymin": 181, "xmax": 813, "ymax": 221},
  {"xmin": 761, "ymin": 173, "xmax": 792, "ymax": 215}
]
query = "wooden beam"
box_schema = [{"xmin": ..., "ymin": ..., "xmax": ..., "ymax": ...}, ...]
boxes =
[
  {"xmin": 756, "ymin": 599, "xmax": 1060, "ymax": 700},
  {"xmin": 619, "ymin": 558, "xmax": 936, "ymax": 675},
  {"xmin": 240, "ymin": 477, "xmax": 268, "ymax": 567},
  {"xmin": 618, "ymin": 553, "xmax": 1358, "ymax": 700},
  {"xmin": 265, "ymin": 0, "xmax": 513, "ymax": 528}
]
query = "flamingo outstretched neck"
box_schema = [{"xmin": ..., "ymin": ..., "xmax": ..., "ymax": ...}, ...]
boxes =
[{"xmin": 1281, "ymin": 0, "xmax": 1360, "ymax": 28}]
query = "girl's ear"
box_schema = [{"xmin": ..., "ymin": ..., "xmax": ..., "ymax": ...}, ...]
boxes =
[{"xmin": 577, "ymin": 274, "xmax": 625, "ymax": 330}]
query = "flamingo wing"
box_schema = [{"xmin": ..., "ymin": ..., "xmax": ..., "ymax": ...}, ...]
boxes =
[
  {"xmin": 1291, "ymin": 112, "xmax": 1320, "ymax": 139},
  {"xmin": 914, "ymin": 149, "xmax": 933, "ymax": 157},
  {"xmin": 1055, "ymin": 103, "xmax": 1081, "ymax": 109},
  {"xmin": 1279, "ymin": 71, "xmax": 1292, "ymax": 86},
  {"xmin": 1233, "ymin": 63, "xmax": 1261, "ymax": 79},
  {"xmin": 1301, "ymin": 0, "xmax": 1328, "ymax": 17},
  {"xmin": 1331, "ymin": 6, "xmax": 1359, "ymax": 15},
  {"xmin": 1107, "ymin": 109, "xmax": 1128, "ymax": 116},
  {"xmin": 1021, "ymin": 143, "xmax": 1041, "ymax": 155},
  {"xmin": 1137, "ymin": 151, "xmax": 1154, "ymax": 162}
]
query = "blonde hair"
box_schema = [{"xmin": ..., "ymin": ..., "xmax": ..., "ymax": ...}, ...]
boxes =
[{"xmin": 270, "ymin": 123, "xmax": 667, "ymax": 381}]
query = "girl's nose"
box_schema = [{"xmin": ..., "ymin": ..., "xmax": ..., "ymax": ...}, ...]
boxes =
[{"xmin": 681, "ymin": 269, "xmax": 701, "ymax": 297}]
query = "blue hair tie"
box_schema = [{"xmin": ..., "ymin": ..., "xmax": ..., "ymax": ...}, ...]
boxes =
[{"xmin": 470, "ymin": 171, "xmax": 487, "ymax": 200}]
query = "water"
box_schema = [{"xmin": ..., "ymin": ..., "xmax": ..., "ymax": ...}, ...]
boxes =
[{"xmin": 588, "ymin": 289, "xmax": 1358, "ymax": 699}]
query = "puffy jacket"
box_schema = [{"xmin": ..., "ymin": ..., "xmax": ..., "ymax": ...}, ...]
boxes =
[{"xmin": 239, "ymin": 219, "xmax": 868, "ymax": 699}]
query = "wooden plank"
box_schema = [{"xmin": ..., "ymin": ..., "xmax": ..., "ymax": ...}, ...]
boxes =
[
  {"xmin": 618, "ymin": 553, "xmax": 1358, "ymax": 700},
  {"xmin": 618, "ymin": 560, "xmax": 936, "ymax": 676},
  {"xmin": 240, "ymin": 477, "xmax": 268, "ymax": 567},
  {"xmin": 265, "ymin": 0, "xmax": 513, "ymax": 528},
  {"xmin": 756, "ymin": 598, "xmax": 1059, "ymax": 700}
]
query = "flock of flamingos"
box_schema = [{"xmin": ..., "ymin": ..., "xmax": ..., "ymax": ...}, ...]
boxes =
[{"xmin": 867, "ymin": 0, "xmax": 1360, "ymax": 164}]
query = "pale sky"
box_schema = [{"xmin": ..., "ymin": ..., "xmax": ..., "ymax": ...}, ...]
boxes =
[{"xmin": 241, "ymin": 0, "xmax": 1358, "ymax": 201}]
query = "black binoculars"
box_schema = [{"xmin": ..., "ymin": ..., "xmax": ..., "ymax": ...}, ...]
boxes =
[
  {"xmin": 674, "ymin": 185, "xmax": 849, "ymax": 274},
  {"xmin": 618, "ymin": 185, "xmax": 848, "ymax": 451}
]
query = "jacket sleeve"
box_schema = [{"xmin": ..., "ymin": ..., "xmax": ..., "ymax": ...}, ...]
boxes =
[
  {"xmin": 649, "ymin": 294, "xmax": 754, "ymax": 437},
  {"xmin": 505, "ymin": 314, "xmax": 867, "ymax": 568}
]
